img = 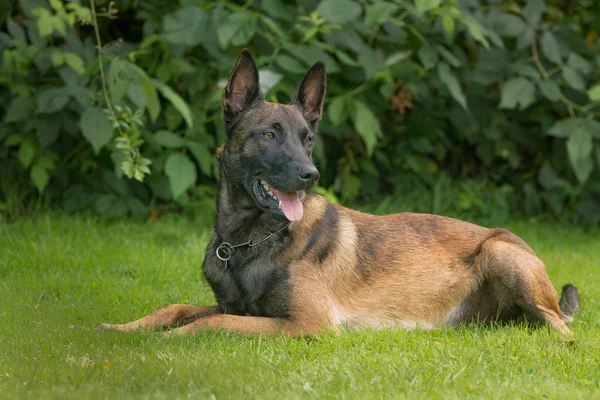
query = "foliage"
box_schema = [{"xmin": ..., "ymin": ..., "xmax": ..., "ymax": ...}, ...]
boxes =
[{"xmin": 1, "ymin": 0, "xmax": 599, "ymax": 223}]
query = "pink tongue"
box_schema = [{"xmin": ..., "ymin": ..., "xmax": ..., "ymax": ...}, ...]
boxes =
[{"xmin": 271, "ymin": 188, "xmax": 303, "ymax": 221}]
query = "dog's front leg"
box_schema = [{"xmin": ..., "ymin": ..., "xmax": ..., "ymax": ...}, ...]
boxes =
[
  {"xmin": 96, "ymin": 305, "xmax": 219, "ymax": 332},
  {"xmin": 165, "ymin": 313, "xmax": 338, "ymax": 337}
]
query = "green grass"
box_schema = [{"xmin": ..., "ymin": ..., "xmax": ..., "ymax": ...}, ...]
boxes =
[{"xmin": 1, "ymin": 213, "xmax": 599, "ymax": 399}]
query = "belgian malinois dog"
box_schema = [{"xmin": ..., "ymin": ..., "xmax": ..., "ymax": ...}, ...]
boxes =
[{"xmin": 97, "ymin": 49, "xmax": 580, "ymax": 337}]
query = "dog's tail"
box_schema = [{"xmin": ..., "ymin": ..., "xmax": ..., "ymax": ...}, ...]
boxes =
[{"xmin": 559, "ymin": 284, "xmax": 580, "ymax": 324}]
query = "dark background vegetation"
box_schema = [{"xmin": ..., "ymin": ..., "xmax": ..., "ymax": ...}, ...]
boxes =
[{"xmin": 1, "ymin": 0, "xmax": 599, "ymax": 225}]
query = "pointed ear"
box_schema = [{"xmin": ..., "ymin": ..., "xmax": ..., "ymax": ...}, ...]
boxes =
[
  {"xmin": 294, "ymin": 61, "xmax": 327, "ymax": 128},
  {"xmin": 222, "ymin": 49, "xmax": 263, "ymax": 126}
]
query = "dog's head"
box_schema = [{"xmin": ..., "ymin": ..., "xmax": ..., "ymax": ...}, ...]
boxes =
[{"xmin": 220, "ymin": 49, "xmax": 326, "ymax": 222}]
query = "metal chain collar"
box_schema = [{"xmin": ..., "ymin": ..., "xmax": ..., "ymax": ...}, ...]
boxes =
[{"xmin": 215, "ymin": 224, "xmax": 289, "ymax": 269}]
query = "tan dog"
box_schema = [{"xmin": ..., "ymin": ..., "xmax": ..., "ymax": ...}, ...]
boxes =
[{"xmin": 97, "ymin": 49, "xmax": 580, "ymax": 337}]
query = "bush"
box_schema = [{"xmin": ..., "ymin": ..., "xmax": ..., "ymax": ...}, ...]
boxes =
[{"xmin": 1, "ymin": 0, "xmax": 599, "ymax": 223}]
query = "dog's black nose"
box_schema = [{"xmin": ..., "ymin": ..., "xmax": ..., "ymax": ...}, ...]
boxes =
[{"xmin": 298, "ymin": 166, "xmax": 319, "ymax": 183}]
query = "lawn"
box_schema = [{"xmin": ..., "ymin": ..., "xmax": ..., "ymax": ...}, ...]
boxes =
[{"xmin": 1, "ymin": 213, "xmax": 599, "ymax": 399}]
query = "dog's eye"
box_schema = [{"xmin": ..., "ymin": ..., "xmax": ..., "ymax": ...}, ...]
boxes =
[
  {"xmin": 305, "ymin": 136, "xmax": 313, "ymax": 144},
  {"xmin": 263, "ymin": 132, "xmax": 275, "ymax": 139}
]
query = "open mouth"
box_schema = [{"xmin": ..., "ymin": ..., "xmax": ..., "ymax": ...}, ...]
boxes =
[{"xmin": 252, "ymin": 178, "xmax": 304, "ymax": 221}]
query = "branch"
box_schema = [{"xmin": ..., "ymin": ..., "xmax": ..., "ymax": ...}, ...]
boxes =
[
  {"xmin": 532, "ymin": 36, "xmax": 596, "ymax": 117},
  {"xmin": 531, "ymin": 38, "xmax": 549, "ymax": 80},
  {"xmin": 89, "ymin": 0, "xmax": 123, "ymax": 135}
]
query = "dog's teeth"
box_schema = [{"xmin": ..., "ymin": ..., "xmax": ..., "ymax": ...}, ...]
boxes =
[
  {"xmin": 261, "ymin": 179, "xmax": 267, "ymax": 185},
  {"xmin": 278, "ymin": 200, "xmax": 282, "ymax": 209}
]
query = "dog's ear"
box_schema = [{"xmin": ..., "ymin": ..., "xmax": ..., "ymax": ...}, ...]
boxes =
[
  {"xmin": 294, "ymin": 61, "xmax": 327, "ymax": 128},
  {"xmin": 222, "ymin": 49, "xmax": 263, "ymax": 127}
]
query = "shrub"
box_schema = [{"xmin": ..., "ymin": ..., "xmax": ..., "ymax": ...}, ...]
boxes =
[{"xmin": 1, "ymin": 0, "xmax": 599, "ymax": 223}]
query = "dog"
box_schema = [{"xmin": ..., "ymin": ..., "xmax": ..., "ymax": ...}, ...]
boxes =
[{"xmin": 96, "ymin": 49, "xmax": 580, "ymax": 337}]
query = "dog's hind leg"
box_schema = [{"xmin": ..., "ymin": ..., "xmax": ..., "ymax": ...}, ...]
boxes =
[
  {"xmin": 477, "ymin": 230, "xmax": 571, "ymax": 335},
  {"xmin": 95, "ymin": 305, "xmax": 219, "ymax": 332}
]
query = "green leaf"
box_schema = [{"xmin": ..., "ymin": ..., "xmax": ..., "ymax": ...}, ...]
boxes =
[
  {"xmin": 437, "ymin": 62, "xmax": 468, "ymax": 110},
  {"xmin": 51, "ymin": 51, "xmax": 64, "ymax": 67},
  {"xmin": 352, "ymin": 100, "xmax": 382, "ymax": 156},
  {"xmin": 186, "ymin": 140, "xmax": 212, "ymax": 177},
  {"xmin": 63, "ymin": 52, "xmax": 85, "ymax": 74},
  {"xmin": 276, "ymin": 55, "xmax": 306, "ymax": 74},
  {"xmin": 164, "ymin": 104, "xmax": 183, "ymax": 131},
  {"xmin": 162, "ymin": 7, "xmax": 208, "ymax": 47},
  {"xmin": 258, "ymin": 70, "xmax": 283, "ymax": 94},
  {"xmin": 540, "ymin": 31, "xmax": 562, "ymax": 65},
  {"xmin": 18, "ymin": 141, "xmax": 35, "ymax": 168},
  {"xmin": 435, "ymin": 45, "xmax": 462, "ymax": 68},
  {"xmin": 488, "ymin": 11, "xmax": 526, "ymax": 37},
  {"xmin": 328, "ymin": 96, "xmax": 349, "ymax": 127},
  {"xmin": 30, "ymin": 162, "xmax": 50, "ymax": 193},
  {"xmin": 151, "ymin": 79, "xmax": 194, "ymax": 128},
  {"xmin": 36, "ymin": 87, "xmax": 69, "ymax": 114},
  {"xmin": 79, "ymin": 107, "xmax": 114, "ymax": 154},
  {"xmin": 358, "ymin": 46, "xmax": 382, "ymax": 79},
  {"xmin": 524, "ymin": 0, "xmax": 546, "ymax": 26},
  {"xmin": 383, "ymin": 51, "xmax": 412, "ymax": 67},
  {"xmin": 517, "ymin": 26, "xmax": 535, "ymax": 50},
  {"xmin": 333, "ymin": 49, "xmax": 361, "ymax": 67},
  {"xmin": 460, "ymin": 13, "xmax": 490, "ymax": 48},
  {"xmin": 232, "ymin": 18, "xmax": 258, "ymax": 47},
  {"xmin": 418, "ymin": 45, "xmax": 438, "ymax": 70},
  {"xmin": 109, "ymin": 59, "xmax": 135, "ymax": 103},
  {"xmin": 510, "ymin": 64, "xmax": 540, "ymax": 80},
  {"xmin": 538, "ymin": 161, "xmax": 559, "ymax": 190},
  {"xmin": 7, "ymin": 17, "xmax": 26, "ymax": 41},
  {"xmin": 587, "ymin": 120, "xmax": 600, "ymax": 140},
  {"xmin": 415, "ymin": 0, "xmax": 441, "ymax": 13},
  {"xmin": 164, "ymin": 153, "xmax": 197, "ymax": 199},
  {"xmin": 566, "ymin": 127, "xmax": 594, "ymax": 184},
  {"xmin": 499, "ymin": 78, "xmax": 535, "ymax": 110},
  {"xmin": 538, "ymin": 80, "xmax": 561, "ymax": 102},
  {"xmin": 4, "ymin": 96, "xmax": 35, "ymax": 123},
  {"xmin": 217, "ymin": 12, "xmax": 257, "ymax": 48},
  {"xmin": 442, "ymin": 15, "xmax": 455, "ymax": 40},
  {"xmin": 154, "ymin": 130, "xmax": 186, "ymax": 148},
  {"xmin": 567, "ymin": 53, "xmax": 593, "ymax": 75},
  {"xmin": 562, "ymin": 66, "xmax": 585, "ymax": 91},
  {"xmin": 49, "ymin": 0, "xmax": 62, "ymax": 11},
  {"xmin": 51, "ymin": 15, "xmax": 66, "ymax": 36},
  {"xmin": 587, "ymin": 84, "xmax": 600, "ymax": 101},
  {"xmin": 36, "ymin": 155, "xmax": 55, "ymax": 170},
  {"xmin": 66, "ymin": 86, "xmax": 90, "ymax": 109},
  {"xmin": 365, "ymin": 1, "xmax": 399, "ymax": 27},
  {"xmin": 316, "ymin": 0, "xmax": 362, "ymax": 24},
  {"xmin": 260, "ymin": 14, "xmax": 286, "ymax": 39},
  {"xmin": 260, "ymin": 0, "xmax": 293, "ymax": 21},
  {"xmin": 341, "ymin": 172, "xmax": 361, "ymax": 202},
  {"xmin": 293, "ymin": 47, "xmax": 340, "ymax": 74},
  {"xmin": 547, "ymin": 118, "xmax": 585, "ymax": 138},
  {"xmin": 3, "ymin": 134, "xmax": 24, "ymax": 147},
  {"xmin": 95, "ymin": 194, "xmax": 129, "ymax": 218},
  {"xmin": 139, "ymin": 72, "xmax": 160, "ymax": 122},
  {"xmin": 36, "ymin": 12, "xmax": 53, "ymax": 37}
]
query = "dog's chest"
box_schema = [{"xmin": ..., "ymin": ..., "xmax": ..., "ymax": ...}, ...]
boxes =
[{"xmin": 203, "ymin": 244, "xmax": 292, "ymax": 318}]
